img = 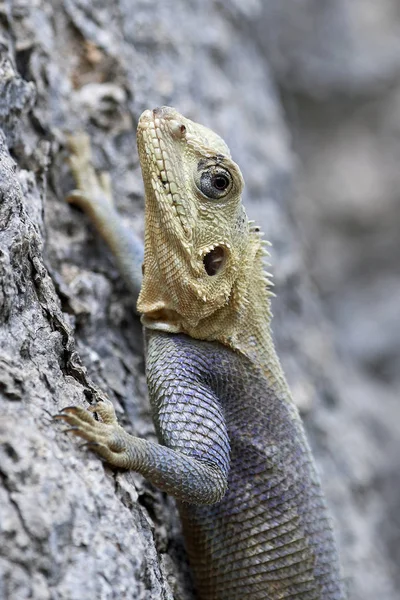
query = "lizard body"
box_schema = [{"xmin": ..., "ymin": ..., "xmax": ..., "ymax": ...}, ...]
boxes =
[{"xmin": 57, "ymin": 107, "xmax": 345, "ymax": 599}]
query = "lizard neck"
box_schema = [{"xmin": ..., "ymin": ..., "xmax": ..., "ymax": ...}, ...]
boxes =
[
  {"xmin": 142, "ymin": 245, "xmax": 289, "ymax": 396},
  {"xmin": 216, "ymin": 258, "xmax": 288, "ymax": 394}
]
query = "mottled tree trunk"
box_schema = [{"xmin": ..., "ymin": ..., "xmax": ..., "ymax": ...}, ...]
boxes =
[{"xmin": 0, "ymin": 2, "xmax": 398, "ymax": 599}]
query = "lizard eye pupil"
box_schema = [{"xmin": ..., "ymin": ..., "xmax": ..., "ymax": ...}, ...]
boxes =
[
  {"xmin": 198, "ymin": 167, "xmax": 232, "ymax": 199},
  {"xmin": 212, "ymin": 174, "xmax": 229, "ymax": 190}
]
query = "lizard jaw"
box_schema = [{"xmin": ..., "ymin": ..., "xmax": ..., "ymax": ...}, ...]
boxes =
[{"xmin": 137, "ymin": 107, "xmax": 193, "ymax": 241}]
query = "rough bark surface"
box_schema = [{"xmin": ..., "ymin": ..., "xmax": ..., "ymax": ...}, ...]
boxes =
[{"xmin": 0, "ymin": 2, "xmax": 398, "ymax": 599}]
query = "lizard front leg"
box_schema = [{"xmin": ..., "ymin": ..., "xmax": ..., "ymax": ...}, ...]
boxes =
[
  {"xmin": 66, "ymin": 133, "xmax": 144, "ymax": 301},
  {"xmin": 54, "ymin": 393, "xmax": 229, "ymax": 505}
]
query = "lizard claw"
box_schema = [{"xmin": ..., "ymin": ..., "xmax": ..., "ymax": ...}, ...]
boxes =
[
  {"xmin": 60, "ymin": 426, "xmax": 83, "ymax": 435},
  {"xmin": 54, "ymin": 405, "xmax": 97, "ymax": 424}
]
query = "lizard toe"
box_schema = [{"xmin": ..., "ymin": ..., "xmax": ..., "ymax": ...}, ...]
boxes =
[
  {"xmin": 54, "ymin": 405, "xmax": 97, "ymax": 425},
  {"xmin": 89, "ymin": 399, "xmax": 118, "ymax": 425}
]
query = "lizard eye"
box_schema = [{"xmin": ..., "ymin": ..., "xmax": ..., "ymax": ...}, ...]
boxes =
[{"xmin": 197, "ymin": 167, "xmax": 232, "ymax": 199}]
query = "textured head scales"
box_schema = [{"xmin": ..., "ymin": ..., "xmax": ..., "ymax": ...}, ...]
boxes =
[{"xmin": 137, "ymin": 107, "xmax": 273, "ymax": 362}]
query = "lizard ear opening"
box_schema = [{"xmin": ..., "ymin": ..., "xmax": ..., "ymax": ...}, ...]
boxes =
[{"xmin": 203, "ymin": 246, "xmax": 225, "ymax": 276}]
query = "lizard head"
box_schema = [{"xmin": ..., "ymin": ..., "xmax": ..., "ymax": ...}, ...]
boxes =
[{"xmin": 137, "ymin": 107, "xmax": 271, "ymax": 349}]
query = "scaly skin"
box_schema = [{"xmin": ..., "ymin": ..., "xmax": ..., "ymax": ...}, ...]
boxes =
[{"xmin": 57, "ymin": 108, "xmax": 346, "ymax": 599}]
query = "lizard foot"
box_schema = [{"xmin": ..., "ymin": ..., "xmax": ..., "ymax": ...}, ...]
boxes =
[
  {"xmin": 66, "ymin": 132, "xmax": 114, "ymax": 212},
  {"xmin": 54, "ymin": 400, "xmax": 133, "ymax": 468}
]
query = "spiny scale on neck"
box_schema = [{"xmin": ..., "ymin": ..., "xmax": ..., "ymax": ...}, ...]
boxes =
[
  {"xmin": 182, "ymin": 222, "xmax": 287, "ymax": 394},
  {"xmin": 220, "ymin": 225, "xmax": 288, "ymax": 393}
]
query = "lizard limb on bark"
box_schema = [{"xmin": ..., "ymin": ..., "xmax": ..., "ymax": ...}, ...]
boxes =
[
  {"xmin": 56, "ymin": 108, "xmax": 346, "ymax": 599},
  {"xmin": 66, "ymin": 133, "xmax": 143, "ymax": 300}
]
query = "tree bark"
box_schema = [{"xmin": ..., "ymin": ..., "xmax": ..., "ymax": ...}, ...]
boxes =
[{"xmin": 0, "ymin": 2, "xmax": 398, "ymax": 599}]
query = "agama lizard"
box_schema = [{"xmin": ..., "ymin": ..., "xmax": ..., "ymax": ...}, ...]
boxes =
[{"xmin": 56, "ymin": 107, "xmax": 346, "ymax": 599}]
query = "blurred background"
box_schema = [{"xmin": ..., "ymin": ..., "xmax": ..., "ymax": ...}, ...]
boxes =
[{"xmin": 261, "ymin": 0, "xmax": 400, "ymax": 389}]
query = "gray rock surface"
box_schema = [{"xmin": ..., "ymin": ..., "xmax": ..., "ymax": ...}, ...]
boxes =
[{"xmin": 0, "ymin": 1, "xmax": 398, "ymax": 599}]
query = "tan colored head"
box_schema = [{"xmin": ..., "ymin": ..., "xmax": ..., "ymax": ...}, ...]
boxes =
[{"xmin": 137, "ymin": 107, "xmax": 274, "ymax": 367}]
